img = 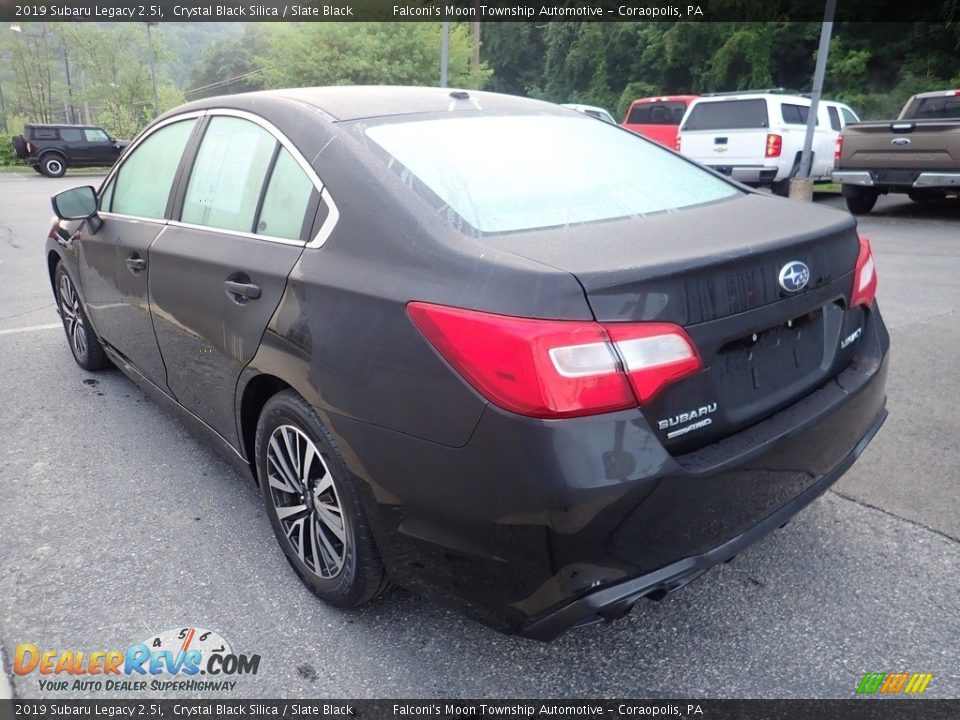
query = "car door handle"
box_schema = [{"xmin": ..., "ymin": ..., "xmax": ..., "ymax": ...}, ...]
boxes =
[
  {"xmin": 224, "ymin": 280, "xmax": 262, "ymax": 300},
  {"xmin": 126, "ymin": 256, "xmax": 146, "ymax": 273}
]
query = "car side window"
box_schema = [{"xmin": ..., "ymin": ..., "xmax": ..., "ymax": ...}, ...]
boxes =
[
  {"xmin": 827, "ymin": 106, "xmax": 841, "ymax": 131},
  {"xmin": 841, "ymin": 107, "xmax": 859, "ymax": 124},
  {"xmin": 111, "ymin": 119, "xmax": 197, "ymax": 220},
  {"xmin": 60, "ymin": 128, "xmax": 82, "ymax": 142},
  {"xmin": 100, "ymin": 178, "xmax": 115, "ymax": 212},
  {"xmin": 84, "ymin": 128, "xmax": 110, "ymax": 143},
  {"xmin": 32, "ymin": 128, "xmax": 58, "ymax": 140},
  {"xmin": 256, "ymin": 147, "xmax": 315, "ymax": 241},
  {"xmin": 181, "ymin": 116, "xmax": 277, "ymax": 233}
]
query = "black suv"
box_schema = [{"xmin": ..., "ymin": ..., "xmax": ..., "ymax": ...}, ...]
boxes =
[{"xmin": 12, "ymin": 124, "xmax": 128, "ymax": 177}]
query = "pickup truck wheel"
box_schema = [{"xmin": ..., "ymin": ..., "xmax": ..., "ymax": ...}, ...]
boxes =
[
  {"xmin": 843, "ymin": 187, "xmax": 878, "ymax": 215},
  {"xmin": 40, "ymin": 153, "xmax": 67, "ymax": 178}
]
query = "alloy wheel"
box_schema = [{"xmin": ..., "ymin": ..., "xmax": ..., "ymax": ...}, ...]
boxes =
[
  {"xmin": 58, "ymin": 272, "xmax": 87, "ymax": 361},
  {"xmin": 266, "ymin": 424, "xmax": 347, "ymax": 579}
]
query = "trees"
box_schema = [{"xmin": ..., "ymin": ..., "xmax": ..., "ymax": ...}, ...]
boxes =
[{"xmin": 257, "ymin": 23, "xmax": 490, "ymax": 90}]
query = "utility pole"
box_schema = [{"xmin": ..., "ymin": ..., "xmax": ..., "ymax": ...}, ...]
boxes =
[
  {"xmin": 63, "ymin": 44, "xmax": 74, "ymax": 124},
  {"xmin": 145, "ymin": 22, "xmax": 161, "ymax": 116},
  {"xmin": 440, "ymin": 19, "xmax": 449, "ymax": 88},
  {"xmin": 794, "ymin": 0, "xmax": 836, "ymax": 195}
]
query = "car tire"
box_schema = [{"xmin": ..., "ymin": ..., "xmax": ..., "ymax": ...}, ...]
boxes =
[
  {"xmin": 55, "ymin": 263, "xmax": 109, "ymax": 371},
  {"xmin": 39, "ymin": 153, "xmax": 67, "ymax": 178},
  {"xmin": 256, "ymin": 390, "xmax": 390, "ymax": 608},
  {"xmin": 31, "ymin": 165, "xmax": 44, "ymax": 174},
  {"xmin": 12, "ymin": 135, "xmax": 28, "ymax": 160},
  {"xmin": 843, "ymin": 187, "xmax": 878, "ymax": 215}
]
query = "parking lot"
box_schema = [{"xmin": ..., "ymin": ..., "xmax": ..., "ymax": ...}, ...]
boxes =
[{"xmin": 1, "ymin": 171, "xmax": 958, "ymax": 698}]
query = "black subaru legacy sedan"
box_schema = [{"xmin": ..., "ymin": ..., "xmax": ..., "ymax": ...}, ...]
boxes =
[{"xmin": 46, "ymin": 87, "xmax": 888, "ymax": 640}]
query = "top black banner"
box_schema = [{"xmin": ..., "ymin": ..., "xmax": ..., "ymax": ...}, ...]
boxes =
[{"xmin": 0, "ymin": 0, "xmax": 957, "ymax": 23}]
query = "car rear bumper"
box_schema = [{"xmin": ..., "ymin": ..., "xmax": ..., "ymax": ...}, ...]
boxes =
[
  {"xmin": 520, "ymin": 402, "xmax": 887, "ymax": 640},
  {"xmin": 833, "ymin": 169, "xmax": 960, "ymax": 189},
  {"xmin": 327, "ymin": 303, "xmax": 889, "ymax": 638}
]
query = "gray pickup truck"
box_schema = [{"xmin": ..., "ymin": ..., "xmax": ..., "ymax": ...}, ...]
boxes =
[{"xmin": 833, "ymin": 89, "xmax": 960, "ymax": 214}]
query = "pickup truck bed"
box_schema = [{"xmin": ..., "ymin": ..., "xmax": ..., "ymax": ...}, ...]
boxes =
[{"xmin": 833, "ymin": 90, "xmax": 960, "ymax": 213}]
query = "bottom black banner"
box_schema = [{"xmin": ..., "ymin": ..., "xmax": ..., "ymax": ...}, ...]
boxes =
[{"xmin": 1, "ymin": 700, "xmax": 958, "ymax": 720}]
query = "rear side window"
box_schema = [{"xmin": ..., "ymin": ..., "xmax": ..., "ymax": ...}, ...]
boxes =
[
  {"xmin": 682, "ymin": 99, "xmax": 768, "ymax": 130},
  {"xmin": 902, "ymin": 96, "xmax": 960, "ymax": 120},
  {"xmin": 780, "ymin": 103, "xmax": 816, "ymax": 125},
  {"xmin": 60, "ymin": 128, "xmax": 82, "ymax": 142},
  {"xmin": 364, "ymin": 114, "xmax": 740, "ymax": 234},
  {"xmin": 30, "ymin": 128, "xmax": 58, "ymax": 140},
  {"xmin": 111, "ymin": 119, "xmax": 197, "ymax": 219},
  {"xmin": 841, "ymin": 107, "xmax": 859, "ymax": 124},
  {"xmin": 627, "ymin": 102, "xmax": 687, "ymax": 125},
  {"xmin": 256, "ymin": 148, "xmax": 315, "ymax": 241},
  {"xmin": 827, "ymin": 106, "xmax": 841, "ymax": 131},
  {"xmin": 181, "ymin": 116, "xmax": 276, "ymax": 233}
]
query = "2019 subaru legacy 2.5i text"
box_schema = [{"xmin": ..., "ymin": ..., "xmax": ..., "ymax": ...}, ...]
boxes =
[{"xmin": 46, "ymin": 87, "xmax": 888, "ymax": 640}]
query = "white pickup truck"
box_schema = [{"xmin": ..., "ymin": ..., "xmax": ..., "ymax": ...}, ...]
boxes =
[{"xmin": 676, "ymin": 91, "xmax": 859, "ymax": 195}]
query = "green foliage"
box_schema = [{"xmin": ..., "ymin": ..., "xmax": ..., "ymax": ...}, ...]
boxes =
[
  {"xmin": 188, "ymin": 25, "xmax": 266, "ymax": 98},
  {"xmin": 257, "ymin": 23, "xmax": 491, "ymax": 90},
  {"xmin": 0, "ymin": 135, "xmax": 22, "ymax": 166}
]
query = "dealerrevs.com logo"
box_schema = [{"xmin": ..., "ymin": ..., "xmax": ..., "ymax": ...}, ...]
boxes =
[{"xmin": 14, "ymin": 626, "xmax": 261, "ymax": 693}]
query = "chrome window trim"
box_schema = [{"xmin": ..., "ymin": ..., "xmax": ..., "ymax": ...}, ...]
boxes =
[
  {"xmin": 101, "ymin": 107, "xmax": 340, "ymax": 248},
  {"xmin": 166, "ymin": 219, "xmax": 307, "ymax": 247},
  {"xmin": 99, "ymin": 211, "xmax": 168, "ymax": 226}
]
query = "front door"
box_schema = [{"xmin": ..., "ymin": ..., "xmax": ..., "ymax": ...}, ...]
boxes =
[{"xmin": 79, "ymin": 117, "xmax": 200, "ymax": 386}]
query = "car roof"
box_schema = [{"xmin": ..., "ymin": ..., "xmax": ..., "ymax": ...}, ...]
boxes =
[
  {"xmin": 177, "ymin": 86, "xmax": 561, "ymax": 123},
  {"xmin": 629, "ymin": 95, "xmax": 699, "ymax": 104},
  {"xmin": 26, "ymin": 123, "xmax": 101, "ymax": 129}
]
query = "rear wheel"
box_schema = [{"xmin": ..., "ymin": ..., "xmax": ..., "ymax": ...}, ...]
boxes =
[
  {"xmin": 55, "ymin": 264, "xmax": 108, "ymax": 371},
  {"xmin": 31, "ymin": 165, "xmax": 44, "ymax": 174},
  {"xmin": 843, "ymin": 186, "xmax": 878, "ymax": 215},
  {"xmin": 39, "ymin": 153, "xmax": 67, "ymax": 178},
  {"xmin": 256, "ymin": 390, "xmax": 389, "ymax": 608}
]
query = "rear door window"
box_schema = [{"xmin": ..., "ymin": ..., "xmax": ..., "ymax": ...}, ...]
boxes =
[
  {"xmin": 181, "ymin": 116, "xmax": 277, "ymax": 233},
  {"xmin": 841, "ymin": 107, "xmax": 859, "ymax": 124},
  {"xmin": 60, "ymin": 128, "xmax": 82, "ymax": 142},
  {"xmin": 682, "ymin": 99, "xmax": 768, "ymax": 130},
  {"xmin": 111, "ymin": 119, "xmax": 197, "ymax": 219}
]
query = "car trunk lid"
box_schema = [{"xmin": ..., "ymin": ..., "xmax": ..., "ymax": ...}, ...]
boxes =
[{"xmin": 480, "ymin": 194, "xmax": 862, "ymax": 452}]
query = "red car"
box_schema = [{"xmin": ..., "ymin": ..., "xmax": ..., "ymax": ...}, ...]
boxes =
[{"xmin": 622, "ymin": 95, "xmax": 699, "ymax": 147}]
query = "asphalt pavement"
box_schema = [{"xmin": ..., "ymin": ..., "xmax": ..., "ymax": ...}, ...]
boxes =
[{"xmin": 1, "ymin": 171, "xmax": 958, "ymax": 699}]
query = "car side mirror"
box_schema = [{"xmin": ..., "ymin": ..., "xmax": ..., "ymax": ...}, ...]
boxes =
[
  {"xmin": 52, "ymin": 186, "xmax": 98, "ymax": 220},
  {"xmin": 51, "ymin": 185, "xmax": 102, "ymax": 232}
]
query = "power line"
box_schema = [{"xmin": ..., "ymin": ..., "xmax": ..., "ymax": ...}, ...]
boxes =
[{"xmin": 184, "ymin": 69, "xmax": 264, "ymax": 97}]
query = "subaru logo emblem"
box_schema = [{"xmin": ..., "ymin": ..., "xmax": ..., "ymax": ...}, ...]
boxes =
[
  {"xmin": 779, "ymin": 261, "xmax": 810, "ymax": 293},
  {"xmin": 891, "ymin": 137, "xmax": 911, "ymax": 146}
]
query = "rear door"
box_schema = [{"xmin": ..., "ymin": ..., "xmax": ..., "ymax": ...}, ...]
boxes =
[
  {"xmin": 679, "ymin": 98, "xmax": 769, "ymax": 167},
  {"xmin": 58, "ymin": 127, "xmax": 88, "ymax": 162},
  {"xmin": 83, "ymin": 127, "xmax": 120, "ymax": 166},
  {"xmin": 148, "ymin": 113, "xmax": 321, "ymax": 446}
]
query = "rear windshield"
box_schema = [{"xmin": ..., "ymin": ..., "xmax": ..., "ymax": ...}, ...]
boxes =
[
  {"xmin": 626, "ymin": 102, "xmax": 687, "ymax": 125},
  {"xmin": 362, "ymin": 115, "xmax": 740, "ymax": 234},
  {"xmin": 683, "ymin": 99, "xmax": 769, "ymax": 131},
  {"xmin": 902, "ymin": 95, "xmax": 960, "ymax": 120}
]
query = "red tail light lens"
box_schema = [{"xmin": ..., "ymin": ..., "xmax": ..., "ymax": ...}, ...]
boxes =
[
  {"xmin": 851, "ymin": 235, "xmax": 877, "ymax": 308},
  {"xmin": 765, "ymin": 134, "xmax": 782, "ymax": 158},
  {"xmin": 834, "ymin": 135, "xmax": 843, "ymax": 161},
  {"xmin": 407, "ymin": 302, "xmax": 702, "ymax": 418}
]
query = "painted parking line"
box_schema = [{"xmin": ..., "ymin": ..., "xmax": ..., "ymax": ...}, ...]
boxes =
[{"xmin": 0, "ymin": 323, "xmax": 62, "ymax": 336}]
